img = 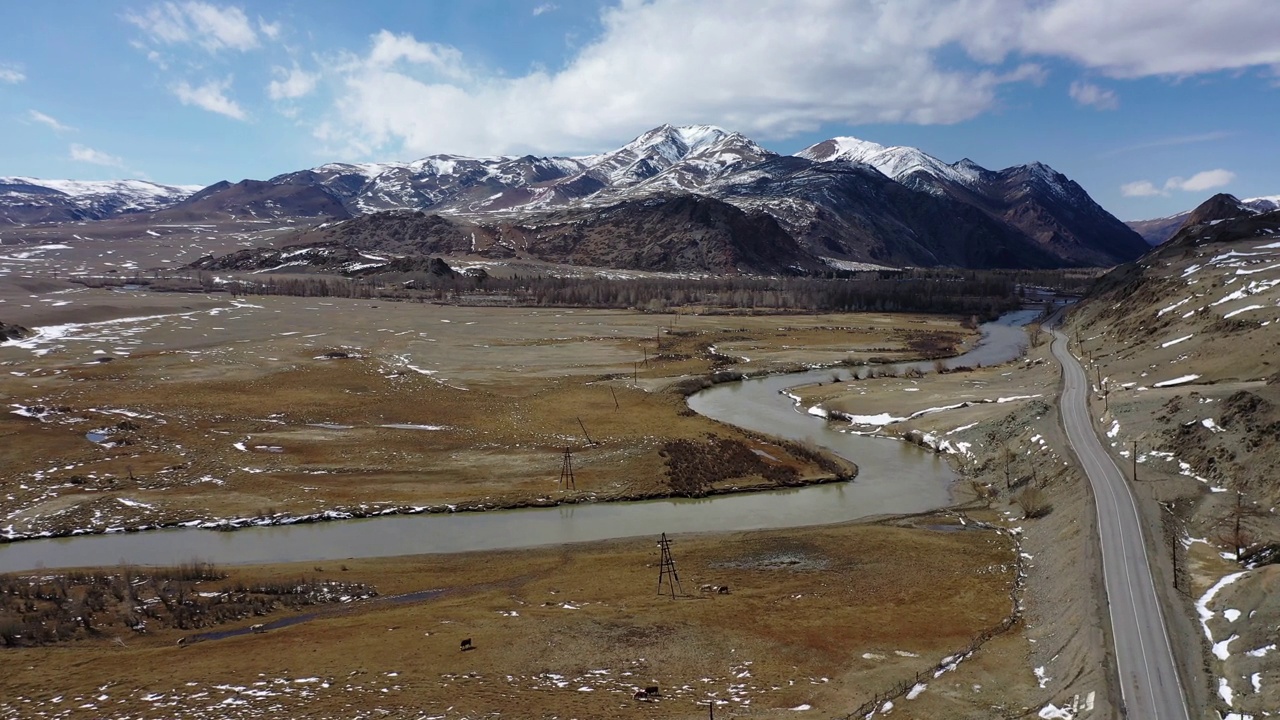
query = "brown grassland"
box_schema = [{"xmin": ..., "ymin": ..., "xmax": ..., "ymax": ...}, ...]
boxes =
[
  {"xmin": 0, "ymin": 291, "xmax": 966, "ymax": 536},
  {"xmin": 0, "ymin": 520, "xmax": 1018, "ymax": 719},
  {"xmin": 0, "ymin": 286, "xmax": 1050, "ymax": 719}
]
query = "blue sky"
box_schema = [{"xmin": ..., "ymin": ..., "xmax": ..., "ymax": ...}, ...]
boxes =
[{"xmin": 2, "ymin": 0, "xmax": 1280, "ymax": 220}]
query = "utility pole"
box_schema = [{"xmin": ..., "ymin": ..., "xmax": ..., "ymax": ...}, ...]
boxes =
[
  {"xmin": 1004, "ymin": 444, "xmax": 1012, "ymax": 490},
  {"xmin": 656, "ymin": 533, "xmax": 683, "ymax": 599},
  {"xmin": 577, "ymin": 416, "xmax": 596, "ymax": 446},
  {"xmin": 559, "ymin": 448, "xmax": 576, "ymax": 491}
]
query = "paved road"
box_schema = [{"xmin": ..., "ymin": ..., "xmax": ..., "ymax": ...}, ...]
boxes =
[{"xmin": 1050, "ymin": 329, "xmax": 1191, "ymax": 720}]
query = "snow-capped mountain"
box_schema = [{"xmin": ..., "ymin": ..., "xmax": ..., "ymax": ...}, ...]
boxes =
[
  {"xmin": 797, "ymin": 139, "xmax": 1147, "ymax": 266},
  {"xmin": 797, "ymin": 137, "xmax": 985, "ymax": 192},
  {"xmin": 260, "ymin": 124, "xmax": 774, "ymax": 217},
  {"xmin": 0, "ymin": 177, "xmax": 201, "ymax": 224},
  {"xmin": 1128, "ymin": 194, "xmax": 1280, "ymax": 245},
  {"xmin": 3, "ymin": 124, "xmax": 1147, "ymax": 269},
  {"xmin": 1245, "ymin": 195, "xmax": 1280, "ymax": 213}
]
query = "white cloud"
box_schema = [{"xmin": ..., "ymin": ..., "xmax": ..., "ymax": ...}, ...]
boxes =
[
  {"xmin": 173, "ymin": 77, "xmax": 247, "ymax": 119},
  {"xmin": 1020, "ymin": 0, "xmax": 1280, "ymax": 78},
  {"xmin": 268, "ymin": 65, "xmax": 318, "ymax": 100},
  {"xmin": 1100, "ymin": 131, "xmax": 1233, "ymax": 158},
  {"xmin": 1068, "ymin": 80, "xmax": 1118, "ymax": 110},
  {"xmin": 310, "ymin": 0, "xmax": 1280, "ymax": 159},
  {"xmin": 1167, "ymin": 169, "xmax": 1236, "ymax": 192},
  {"xmin": 28, "ymin": 110, "xmax": 74, "ymax": 133},
  {"xmin": 532, "ymin": 3, "xmax": 558, "ymax": 16},
  {"xmin": 258, "ymin": 17, "xmax": 281, "ymax": 40},
  {"xmin": 126, "ymin": 2, "xmax": 261, "ymax": 52},
  {"xmin": 1120, "ymin": 180, "xmax": 1163, "ymax": 197},
  {"xmin": 316, "ymin": 3, "xmax": 1044, "ymax": 158},
  {"xmin": 0, "ymin": 62, "xmax": 24, "ymax": 84},
  {"xmin": 69, "ymin": 144, "xmax": 126, "ymax": 168},
  {"xmin": 1122, "ymin": 169, "xmax": 1237, "ymax": 197}
]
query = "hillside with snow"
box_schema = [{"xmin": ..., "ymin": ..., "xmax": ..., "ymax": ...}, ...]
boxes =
[{"xmin": 0, "ymin": 177, "xmax": 201, "ymax": 225}]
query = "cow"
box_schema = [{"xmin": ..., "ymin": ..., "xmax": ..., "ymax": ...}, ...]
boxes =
[
  {"xmin": 717, "ymin": 585, "xmax": 730, "ymax": 595},
  {"xmin": 250, "ymin": 624, "xmax": 266, "ymax": 634},
  {"xmin": 633, "ymin": 685, "xmax": 661, "ymax": 701},
  {"xmin": 460, "ymin": 638, "xmax": 473, "ymax": 651}
]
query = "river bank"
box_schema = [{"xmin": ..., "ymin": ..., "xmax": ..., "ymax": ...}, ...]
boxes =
[{"xmin": 0, "ymin": 309, "xmax": 1049, "ymax": 571}]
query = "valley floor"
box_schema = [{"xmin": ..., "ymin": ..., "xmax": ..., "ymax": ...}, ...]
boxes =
[{"xmin": 0, "ymin": 280, "xmax": 1217, "ymax": 718}]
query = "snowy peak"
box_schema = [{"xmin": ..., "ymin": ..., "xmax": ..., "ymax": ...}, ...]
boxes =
[
  {"xmin": 0, "ymin": 177, "xmax": 202, "ymax": 202},
  {"xmin": 795, "ymin": 137, "xmax": 983, "ymax": 191},
  {"xmin": 795, "ymin": 136, "xmax": 886, "ymax": 164},
  {"xmin": 1243, "ymin": 195, "xmax": 1280, "ymax": 213},
  {"xmin": 576, "ymin": 124, "xmax": 748, "ymax": 187},
  {"xmin": 0, "ymin": 177, "xmax": 203, "ymax": 223}
]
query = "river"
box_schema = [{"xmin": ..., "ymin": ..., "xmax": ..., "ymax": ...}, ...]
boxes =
[{"xmin": 0, "ymin": 310, "xmax": 1034, "ymax": 574}]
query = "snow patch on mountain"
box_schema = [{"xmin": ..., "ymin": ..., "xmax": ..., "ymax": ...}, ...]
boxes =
[
  {"xmin": 794, "ymin": 137, "xmax": 981, "ymax": 191},
  {"xmin": 1, "ymin": 177, "xmax": 201, "ymax": 207}
]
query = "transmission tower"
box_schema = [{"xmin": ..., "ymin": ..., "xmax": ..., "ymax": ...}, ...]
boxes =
[
  {"xmin": 559, "ymin": 447, "xmax": 576, "ymax": 491},
  {"xmin": 656, "ymin": 532, "xmax": 684, "ymax": 598}
]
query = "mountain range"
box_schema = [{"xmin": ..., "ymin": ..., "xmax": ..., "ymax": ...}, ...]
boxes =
[
  {"xmin": 1128, "ymin": 195, "xmax": 1280, "ymax": 246},
  {"xmin": 3, "ymin": 125, "xmax": 1150, "ymax": 274},
  {"xmin": 0, "ymin": 177, "xmax": 201, "ymax": 225}
]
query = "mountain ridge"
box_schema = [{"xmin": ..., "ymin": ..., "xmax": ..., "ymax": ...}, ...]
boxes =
[
  {"xmin": 1127, "ymin": 194, "xmax": 1280, "ymax": 246},
  {"xmin": 3, "ymin": 124, "xmax": 1147, "ymax": 270}
]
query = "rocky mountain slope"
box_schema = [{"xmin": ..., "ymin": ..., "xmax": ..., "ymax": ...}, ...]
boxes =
[
  {"xmin": 192, "ymin": 194, "xmax": 822, "ymax": 276},
  {"xmin": 0, "ymin": 177, "xmax": 200, "ymax": 225},
  {"xmin": 1066, "ymin": 193, "xmax": 1280, "ymax": 720},
  {"xmin": 5, "ymin": 125, "xmax": 1147, "ymax": 272},
  {"xmin": 798, "ymin": 137, "xmax": 1149, "ymax": 265},
  {"xmin": 1127, "ymin": 195, "xmax": 1280, "ymax": 245}
]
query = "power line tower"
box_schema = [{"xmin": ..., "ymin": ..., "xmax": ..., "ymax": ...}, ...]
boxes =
[
  {"xmin": 559, "ymin": 447, "xmax": 576, "ymax": 491},
  {"xmin": 656, "ymin": 532, "xmax": 683, "ymax": 598}
]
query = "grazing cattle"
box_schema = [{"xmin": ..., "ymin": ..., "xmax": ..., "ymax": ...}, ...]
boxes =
[
  {"xmin": 250, "ymin": 624, "xmax": 266, "ymax": 634},
  {"xmin": 699, "ymin": 584, "xmax": 714, "ymax": 594},
  {"xmin": 644, "ymin": 685, "xmax": 660, "ymax": 697},
  {"xmin": 176, "ymin": 636, "xmax": 189, "ymax": 647},
  {"xmin": 460, "ymin": 638, "xmax": 473, "ymax": 651},
  {"xmin": 633, "ymin": 690, "xmax": 650, "ymax": 702},
  {"xmin": 717, "ymin": 585, "xmax": 730, "ymax": 595}
]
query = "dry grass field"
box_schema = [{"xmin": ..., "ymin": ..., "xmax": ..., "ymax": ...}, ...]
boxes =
[
  {"xmin": 0, "ymin": 279, "xmax": 1091, "ymax": 719},
  {"xmin": 1, "ymin": 286, "xmax": 968, "ymax": 538},
  {"xmin": 0, "ymin": 518, "xmax": 1021, "ymax": 719}
]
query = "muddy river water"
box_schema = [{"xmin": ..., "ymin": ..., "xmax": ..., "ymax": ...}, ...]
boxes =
[{"xmin": 0, "ymin": 310, "xmax": 1034, "ymax": 573}]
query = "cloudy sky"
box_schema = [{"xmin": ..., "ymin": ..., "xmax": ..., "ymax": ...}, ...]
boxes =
[{"xmin": 2, "ymin": 0, "xmax": 1279, "ymax": 220}]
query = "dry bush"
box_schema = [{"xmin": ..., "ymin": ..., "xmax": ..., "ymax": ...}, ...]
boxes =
[
  {"xmin": 0, "ymin": 566, "xmax": 376, "ymax": 647},
  {"xmin": 660, "ymin": 434, "xmax": 799, "ymax": 496},
  {"xmin": 969, "ymin": 480, "xmax": 997, "ymax": 506},
  {"xmin": 1017, "ymin": 487, "xmax": 1052, "ymax": 519}
]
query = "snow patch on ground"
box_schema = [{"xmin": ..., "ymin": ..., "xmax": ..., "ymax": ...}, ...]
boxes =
[{"xmin": 1153, "ymin": 374, "xmax": 1200, "ymax": 388}]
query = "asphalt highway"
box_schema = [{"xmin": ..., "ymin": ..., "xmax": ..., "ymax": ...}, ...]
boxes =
[{"xmin": 1050, "ymin": 329, "xmax": 1191, "ymax": 720}]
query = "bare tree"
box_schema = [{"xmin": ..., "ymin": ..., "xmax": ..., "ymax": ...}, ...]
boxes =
[
  {"xmin": 1026, "ymin": 323, "xmax": 1044, "ymax": 348},
  {"xmin": 1215, "ymin": 490, "xmax": 1266, "ymax": 565}
]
